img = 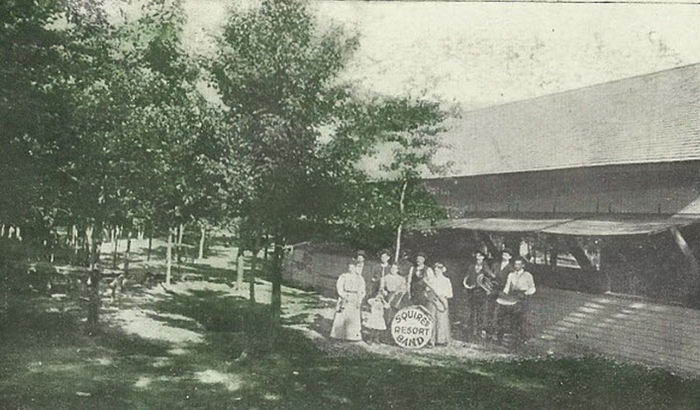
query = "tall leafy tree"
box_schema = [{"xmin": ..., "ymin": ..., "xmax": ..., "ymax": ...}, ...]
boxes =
[
  {"xmin": 210, "ymin": 0, "xmax": 359, "ymax": 321},
  {"xmin": 330, "ymin": 95, "xmax": 449, "ymax": 259}
]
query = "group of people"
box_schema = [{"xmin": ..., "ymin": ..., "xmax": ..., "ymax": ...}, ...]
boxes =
[
  {"xmin": 462, "ymin": 249, "xmax": 536, "ymax": 346},
  {"xmin": 329, "ymin": 249, "xmax": 453, "ymax": 347},
  {"xmin": 329, "ymin": 247, "xmax": 536, "ymax": 349}
]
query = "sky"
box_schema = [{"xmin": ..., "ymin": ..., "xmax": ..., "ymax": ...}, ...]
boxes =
[{"xmin": 179, "ymin": 0, "xmax": 700, "ymax": 111}]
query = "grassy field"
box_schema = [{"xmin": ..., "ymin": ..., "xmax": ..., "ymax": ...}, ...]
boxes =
[{"xmin": 1, "ymin": 241, "xmax": 700, "ymax": 409}]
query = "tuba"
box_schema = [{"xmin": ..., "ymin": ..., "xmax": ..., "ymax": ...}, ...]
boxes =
[{"xmin": 477, "ymin": 273, "xmax": 496, "ymax": 295}]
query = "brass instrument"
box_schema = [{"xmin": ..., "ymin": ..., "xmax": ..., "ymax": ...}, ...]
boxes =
[
  {"xmin": 423, "ymin": 280, "xmax": 448, "ymax": 312},
  {"xmin": 477, "ymin": 273, "xmax": 496, "ymax": 295}
]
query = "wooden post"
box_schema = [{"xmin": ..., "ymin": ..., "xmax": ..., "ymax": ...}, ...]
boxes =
[
  {"xmin": 670, "ymin": 226, "xmax": 700, "ymax": 276},
  {"xmin": 567, "ymin": 239, "xmax": 595, "ymax": 272},
  {"xmin": 394, "ymin": 180, "xmax": 408, "ymax": 264}
]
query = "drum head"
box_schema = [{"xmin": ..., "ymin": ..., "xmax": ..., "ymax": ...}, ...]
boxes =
[{"xmin": 390, "ymin": 305, "xmax": 434, "ymax": 349}]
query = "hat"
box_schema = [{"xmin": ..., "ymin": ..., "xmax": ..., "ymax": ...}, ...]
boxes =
[
  {"xmin": 379, "ymin": 249, "xmax": 391, "ymax": 257},
  {"xmin": 501, "ymin": 248, "xmax": 513, "ymax": 256},
  {"xmin": 356, "ymin": 250, "xmax": 366, "ymax": 257}
]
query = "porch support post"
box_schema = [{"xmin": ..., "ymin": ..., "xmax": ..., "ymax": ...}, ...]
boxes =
[
  {"xmin": 670, "ymin": 226, "xmax": 700, "ymax": 277},
  {"xmin": 566, "ymin": 238, "xmax": 595, "ymax": 272}
]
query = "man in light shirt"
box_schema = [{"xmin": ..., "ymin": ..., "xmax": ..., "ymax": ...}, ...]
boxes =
[{"xmin": 495, "ymin": 256, "xmax": 536, "ymax": 347}]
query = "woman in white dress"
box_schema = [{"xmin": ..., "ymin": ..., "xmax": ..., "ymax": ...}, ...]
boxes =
[
  {"xmin": 428, "ymin": 262, "xmax": 453, "ymax": 346},
  {"xmin": 330, "ymin": 263, "xmax": 366, "ymax": 342}
]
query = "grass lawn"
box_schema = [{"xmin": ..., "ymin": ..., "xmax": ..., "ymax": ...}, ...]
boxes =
[
  {"xmin": 1, "ymin": 239, "xmax": 700, "ymax": 409},
  {"xmin": 2, "ymin": 285, "xmax": 700, "ymax": 410}
]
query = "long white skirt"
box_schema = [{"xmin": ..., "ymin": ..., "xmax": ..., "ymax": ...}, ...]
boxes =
[{"xmin": 330, "ymin": 300, "xmax": 362, "ymax": 341}]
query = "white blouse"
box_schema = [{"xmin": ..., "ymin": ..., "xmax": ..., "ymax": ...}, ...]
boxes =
[{"xmin": 433, "ymin": 275, "xmax": 453, "ymax": 299}]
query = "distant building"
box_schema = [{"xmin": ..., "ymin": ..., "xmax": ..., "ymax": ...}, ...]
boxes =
[
  {"xmin": 283, "ymin": 64, "xmax": 700, "ymax": 375},
  {"xmin": 418, "ymin": 63, "xmax": 700, "ymax": 307}
]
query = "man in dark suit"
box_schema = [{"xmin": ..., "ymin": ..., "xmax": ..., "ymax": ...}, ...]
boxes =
[
  {"xmin": 368, "ymin": 249, "xmax": 392, "ymax": 299},
  {"xmin": 484, "ymin": 249, "xmax": 515, "ymax": 339},
  {"xmin": 462, "ymin": 250, "xmax": 493, "ymax": 339}
]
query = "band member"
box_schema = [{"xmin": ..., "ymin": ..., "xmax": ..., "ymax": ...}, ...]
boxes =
[
  {"xmin": 428, "ymin": 263, "xmax": 453, "ymax": 346},
  {"xmin": 485, "ymin": 249, "xmax": 515, "ymax": 338},
  {"xmin": 495, "ymin": 256, "xmax": 536, "ymax": 347},
  {"xmin": 382, "ymin": 264, "xmax": 409, "ymax": 329},
  {"xmin": 463, "ymin": 250, "xmax": 493, "ymax": 338},
  {"xmin": 369, "ymin": 249, "xmax": 392, "ymax": 298},
  {"xmin": 407, "ymin": 252, "xmax": 434, "ymax": 307},
  {"xmin": 330, "ymin": 263, "xmax": 366, "ymax": 342}
]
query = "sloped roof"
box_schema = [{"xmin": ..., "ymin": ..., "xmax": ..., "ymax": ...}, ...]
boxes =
[{"xmin": 433, "ymin": 63, "xmax": 700, "ymax": 178}]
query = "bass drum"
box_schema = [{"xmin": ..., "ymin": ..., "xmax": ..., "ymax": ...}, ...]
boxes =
[{"xmin": 390, "ymin": 305, "xmax": 434, "ymax": 349}]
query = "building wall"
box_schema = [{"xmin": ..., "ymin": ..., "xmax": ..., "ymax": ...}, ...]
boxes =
[{"xmin": 424, "ymin": 161, "xmax": 700, "ymax": 216}]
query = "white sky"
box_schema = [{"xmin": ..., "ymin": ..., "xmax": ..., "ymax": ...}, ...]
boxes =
[{"xmin": 179, "ymin": 0, "xmax": 700, "ymax": 111}]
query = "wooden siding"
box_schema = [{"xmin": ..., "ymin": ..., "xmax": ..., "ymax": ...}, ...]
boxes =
[{"xmin": 424, "ymin": 161, "xmax": 700, "ymax": 216}]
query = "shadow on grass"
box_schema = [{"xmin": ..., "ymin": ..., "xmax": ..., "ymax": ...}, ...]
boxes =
[{"xmin": 3, "ymin": 287, "xmax": 700, "ymax": 409}]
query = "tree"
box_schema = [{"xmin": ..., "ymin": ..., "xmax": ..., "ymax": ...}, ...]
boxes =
[
  {"xmin": 210, "ymin": 0, "xmax": 359, "ymax": 321},
  {"xmin": 329, "ymin": 95, "xmax": 450, "ymax": 258}
]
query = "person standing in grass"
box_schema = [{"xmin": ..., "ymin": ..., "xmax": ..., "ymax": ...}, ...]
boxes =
[
  {"xmin": 330, "ymin": 263, "xmax": 366, "ymax": 342},
  {"xmin": 369, "ymin": 249, "xmax": 392, "ymax": 300},
  {"xmin": 363, "ymin": 293, "xmax": 388, "ymax": 344},
  {"xmin": 463, "ymin": 250, "xmax": 492, "ymax": 339},
  {"xmin": 407, "ymin": 252, "xmax": 433, "ymax": 307},
  {"xmin": 486, "ymin": 249, "xmax": 515, "ymax": 339},
  {"xmin": 382, "ymin": 263, "xmax": 409, "ymax": 329},
  {"xmin": 496, "ymin": 256, "xmax": 536, "ymax": 347},
  {"xmin": 428, "ymin": 262, "xmax": 453, "ymax": 346}
]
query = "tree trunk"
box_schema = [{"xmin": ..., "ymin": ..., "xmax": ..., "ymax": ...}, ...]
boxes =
[
  {"xmin": 84, "ymin": 226, "xmax": 94, "ymax": 267},
  {"xmin": 177, "ymin": 223, "xmax": 184, "ymax": 263},
  {"xmin": 198, "ymin": 225, "xmax": 206, "ymax": 261},
  {"xmin": 147, "ymin": 235, "xmax": 153, "ymax": 261},
  {"xmin": 394, "ymin": 180, "xmax": 408, "ymax": 264},
  {"xmin": 86, "ymin": 223, "xmax": 103, "ymax": 336},
  {"xmin": 270, "ymin": 243, "xmax": 284, "ymax": 323},
  {"xmin": 236, "ymin": 254, "xmax": 245, "ymax": 292},
  {"xmin": 230, "ymin": 246, "xmax": 239, "ymax": 282},
  {"xmin": 124, "ymin": 234, "xmax": 132, "ymax": 275},
  {"xmin": 166, "ymin": 228, "xmax": 173, "ymax": 285},
  {"xmin": 112, "ymin": 228, "xmax": 119, "ymax": 269},
  {"xmin": 249, "ymin": 249, "xmax": 257, "ymax": 304}
]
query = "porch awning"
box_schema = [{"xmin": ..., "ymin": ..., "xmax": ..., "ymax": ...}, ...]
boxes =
[
  {"xmin": 448, "ymin": 218, "xmax": 573, "ymax": 233},
  {"xmin": 540, "ymin": 217, "xmax": 697, "ymax": 236},
  {"xmin": 416, "ymin": 216, "xmax": 700, "ymax": 236}
]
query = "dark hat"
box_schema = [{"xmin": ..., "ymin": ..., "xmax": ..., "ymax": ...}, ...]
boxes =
[
  {"xmin": 416, "ymin": 251, "xmax": 427, "ymax": 259},
  {"xmin": 379, "ymin": 249, "xmax": 392, "ymax": 257}
]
